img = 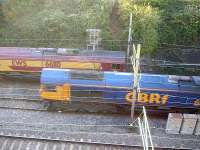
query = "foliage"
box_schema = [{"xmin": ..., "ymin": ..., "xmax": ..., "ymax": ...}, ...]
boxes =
[
  {"xmin": 0, "ymin": 0, "xmax": 113, "ymax": 48},
  {"xmin": 118, "ymin": 0, "xmax": 160, "ymax": 54},
  {"xmin": 150, "ymin": 0, "xmax": 200, "ymax": 46},
  {"xmin": 157, "ymin": 67, "xmax": 200, "ymax": 76},
  {"xmin": 118, "ymin": 0, "xmax": 200, "ymax": 54},
  {"xmin": 0, "ymin": 0, "xmax": 199, "ymax": 53}
]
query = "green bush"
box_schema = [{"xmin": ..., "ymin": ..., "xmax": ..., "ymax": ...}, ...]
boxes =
[
  {"xmin": 0, "ymin": 0, "xmax": 199, "ymax": 53},
  {"xmin": 118, "ymin": 0, "xmax": 200, "ymax": 54},
  {"xmin": 0, "ymin": 0, "xmax": 113, "ymax": 48},
  {"xmin": 118, "ymin": 0, "xmax": 160, "ymax": 54}
]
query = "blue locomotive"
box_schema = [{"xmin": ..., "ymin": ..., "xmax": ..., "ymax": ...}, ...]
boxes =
[{"xmin": 40, "ymin": 68, "xmax": 200, "ymax": 110}]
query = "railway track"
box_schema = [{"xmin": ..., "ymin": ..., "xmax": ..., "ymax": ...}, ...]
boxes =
[
  {"xmin": 0, "ymin": 85, "xmax": 133, "ymax": 114},
  {"xmin": 0, "ymin": 121, "xmax": 198, "ymax": 150},
  {"xmin": 0, "ymin": 134, "xmax": 180, "ymax": 150},
  {"xmin": 0, "ymin": 132, "xmax": 141, "ymax": 150},
  {"xmin": 0, "ymin": 127, "xmax": 194, "ymax": 150},
  {"xmin": 0, "ymin": 81, "xmax": 198, "ymax": 114},
  {"xmin": 0, "ymin": 81, "xmax": 199, "ymax": 149},
  {"xmin": 0, "ymin": 96, "xmax": 197, "ymax": 115},
  {"xmin": 0, "ymin": 97, "xmax": 132, "ymax": 114},
  {"xmin": 0, "ymin": 107, "xmax": 199, "ymax": 150}
]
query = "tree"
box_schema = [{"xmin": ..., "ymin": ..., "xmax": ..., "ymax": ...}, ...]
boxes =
[{"xmin": 118, "ymin": 0, "xmax": 160, "ymax": 54}]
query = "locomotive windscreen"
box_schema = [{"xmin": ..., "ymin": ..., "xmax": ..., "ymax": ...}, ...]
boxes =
[
  {"xmin": 70, "ymin": 70, "xmax": 104, "ymax": 80},
  {"xmin": 192, "ymin": 76, "xmax": 200, "ymax": 86}
]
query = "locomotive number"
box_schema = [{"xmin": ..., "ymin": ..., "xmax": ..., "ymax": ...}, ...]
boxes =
[
  {"xmin": 12, "ymin": 59, "xmax": 27, "ymax": 67},
  {"xmin": 45, "ymin": 61, "xmax": 61, "ymax": 68},
  {"xmin": 194, "ymin": 99, "xmax": 200, "ymax": 106},
  {"xmin": 126, "ymin": 92, "xmax": 168, "ymax": 104}
]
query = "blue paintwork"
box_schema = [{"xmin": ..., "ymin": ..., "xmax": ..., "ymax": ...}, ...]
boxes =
[
  {"xmin": 41, "ymin": 68, "xmax": 200, "ymax": 109},
  {"xmin": 41, "ymin": 68, "xmax": 70, "ymax": 85}
]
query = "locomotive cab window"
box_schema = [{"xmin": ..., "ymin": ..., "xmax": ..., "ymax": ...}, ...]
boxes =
[
  {"xmin": 168, "ymin": 75, "xmax": 192, "ymax": 83},
  {"xmin": 169, "ymin": 75, "xmax": 194, "ymax": 88},
  {"xmin": 112, "ymin": 64, "xmax": 121, "ymax": 70},
  {"xmin": 192, "ymin": 76, "xmax": 200, "ymax": 86}
]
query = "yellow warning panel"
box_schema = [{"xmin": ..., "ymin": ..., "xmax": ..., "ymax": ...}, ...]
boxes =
[{"xmin": 40, "ymin": 84, "xmax": 71, "ymax": 101}]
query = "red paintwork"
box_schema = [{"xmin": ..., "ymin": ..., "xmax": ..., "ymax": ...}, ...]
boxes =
[
  {"xmin": 9, "ymin": 66, "xmax": 43, "ymax": 71},
  {"xmin": 101, "ymin": 63, "xmax": 112, "ymax": 71},
  {"xmin": 0, "ymin": 47, "xmax": 126, "ymax": 71}
]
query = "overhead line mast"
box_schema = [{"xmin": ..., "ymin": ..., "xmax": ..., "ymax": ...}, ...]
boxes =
[
  {"xmin": 130, "ymin": 44, "xmax": 141, "ymax": 123},
  {"xmin": 127, "ymin": 13, "xmax": 133, "ymax": 58},
  {"xmin": 126, "ymin": 13, "xmax": 141, "ymax": 123}
]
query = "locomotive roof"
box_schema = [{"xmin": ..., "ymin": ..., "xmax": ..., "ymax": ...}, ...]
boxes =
[
  {"xmin": 0, "ymin": 47, "xmax": 125, "ymax": 63},
  {"xmin": 41, "ymin": 68, "xmax": 200, "ymax": 93}
]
